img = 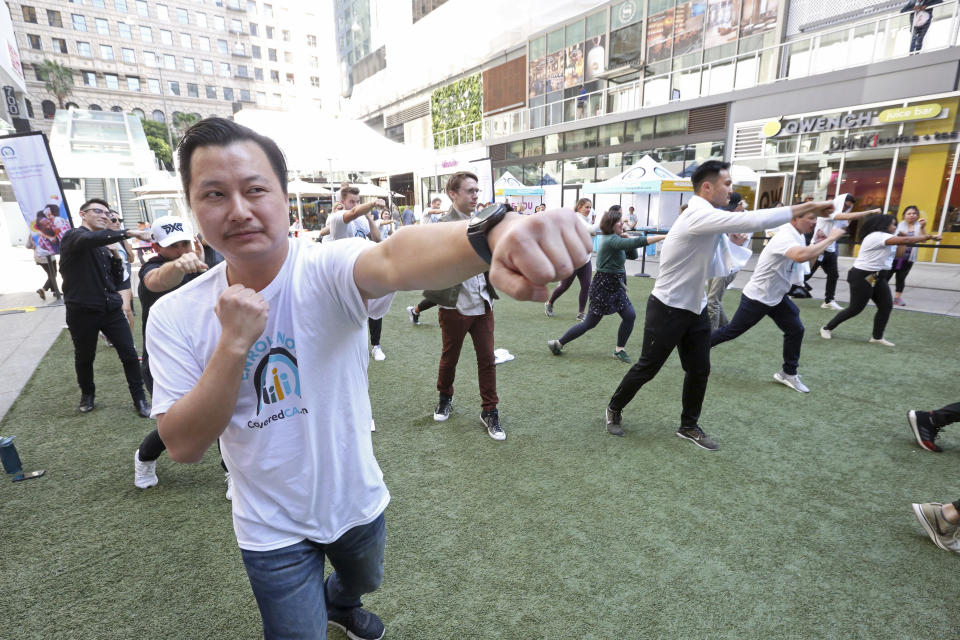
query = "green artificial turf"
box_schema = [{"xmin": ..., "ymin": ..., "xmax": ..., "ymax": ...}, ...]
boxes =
[{"xmin": 2, "ymin": 281, "xmax": 959, "ymax": 639}]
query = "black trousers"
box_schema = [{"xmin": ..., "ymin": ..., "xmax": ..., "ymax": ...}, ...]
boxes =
[
  {"xmin": 368, "ymin": 317, "xmax": 382, "ymax": 346},
  {"xmin": 887, "ymin": 259, "xmax": 914, "ymax": 294},
  {"xmin": 37, "ymin": 257, "xmax": 61, "ymax": 297},
  {"xmin": 823, "ymin": 268, "xmax": 892, "ymax": 339},
  {"xmin": 65, "ymin": 304, "xmax": 145, "ymax": 401},
  {"xmin": 806, "ymin": 251, "xmax": 839, "ymax": 303},
  {"xmin": 931, "ymin": 402, "xmax": 960, "ymax": 428},
  {"xmin": 609, "ymin": 295, "xmax": 711, "ymax": 428}
]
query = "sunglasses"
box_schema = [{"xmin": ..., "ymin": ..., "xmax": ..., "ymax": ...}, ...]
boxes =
[{"xmin": 82, "ymin": 208, "xmax": 110, "ymax": 216}]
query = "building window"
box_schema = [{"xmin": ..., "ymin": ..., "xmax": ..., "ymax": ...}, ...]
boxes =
[
  {"xmin": 310, "ymin": 56, "xmax": 319, "ymax": 68},
  {"xmin": 95, "ymin": 17, "xmax": 109, "ymax": 35},
  {"xmin": 251, "ymin": 45, "xmax": 261, "ymax": 58},
  {"xmin": 27, "ymin": 34, "xmax": 42, "ymax": 50},
  {"xmin": 46, "ymin": 10, "xmax": 63, "ymax": 27},
  {"xmin": 264, "ymin": 3, "xmax": 273, "ymax": 17},
  {"xmin": 237, "ymin": 64, "xmax": 248, "ymax": 78},
  {"xmin": 248, "ymin": 1, "xmax": 258, "ymax": 13},
  {"xmin": 72, "ymin": 14, "xmax": 86, "ymax": 31},
  {"xmin": 115, "ymin": 0, "xmax": 128, "ymax": 11},
  {"xmin": 25, "ymin": 99, "xmax": 34, "ymax": 118},
  {"xmin": 282, "ymin": 29, "xmax": 290, "ymax": 42},
  {"xmin": 89, "ymin": 103, "xmax": 104, "ymax": 111},
  {"xmin": 41, "ymin": 100, "xmax": 56, "ymax": 119},
  {"xmin": 52, "ymin": 38, "xmax": 68, "ymax": 53},
  {"xmin": 163, "ymin": 54, "xmax": 176, "ymax": 70},
  {"xmin": 231, "ymin": 19, "xmax": 242, "ymax": 33},
  {"xmin": 254, "ymin": 67, "xmax": 263, "ymax": 80},
  {"xmin": 104, "ymin": 74, "xmax": 119, "ymax": 89},
  {"xmin": 121, "ymin": 47, "xmax": 135, "ymax": 63},
  {"xmin": 118, "ymin": 22, "xmax": 131, "ymax": 39},
  {"xmin": 132, "ymin": 108, "xmax": 145, "ymax": 119},
  {"xmin": 92, "ymin": 0, "xmax": 106, "ymax": 7},
  {"xmin": 139, "ymin": 1, "xmax": 152, "ymax": 16},
  {"xmin": 250, "ymin": 22, "xmax": 258, "ymax": 36},
  {"xmin": 256, "ymin": 91, "xmax": 265, "ymax": 105},
  {"xmin": 152, "ymin": 109, "xmax": 165, "ymax": 122},
  {"xmin": 310, "ymin": 76, "xmax": 319, "ymax": 88},
  {"xmin": 284, "ymin": 51, "xmax": 292, "ymax": 63},
  {"xmin": 268, "ymin": 48, "xmax": 277, "ymax": 61},
  {"xmin": 176, "ymin": 8, "xmax": 189, "ymax": 24},
  {"xmin": 82, "ymin": 71, "xmax": 97, "ymax": 87},
  {"xmin": 214, "ymin": 16, "xmax": 225, "ymax": 31},
  {"xmin": 219, "ymin": 62, "xmax": 230, "ymax": 77},
  {"xmin": 199, "ymin": 37, "xmax": 210, "ymax": 51},
  {"xmin": 197, "ymin": 12, "xmax": 208, "ymax": 29},
  {"xmin": 100, "ymin": 44, "xmax": 114, "ymax": 60},
  {"xmin": 307, "ymin": 34, "xmax": 317, "ymax": 47},
  {"xmin": 180, "ymin": 33, "xmax": 192, "ymax": 48},
  {"xmin": 22, "ymin": 6, "xmax": 38, "ymax": 24},
  {"xmin": 160, "ymin": 30, "xmax": 173, "ymax": 46},
  {"xmin": 77, "ymin": 42, "xmax": 92, "ymax": 57},
  {"xmin": 157, "ymin": 4, "xmax": 169, "ymax": 21},
  {"xmin": 148, "ymin": 78, "xmax": 160, "ymax": 93},
  {"xmin": 144, "ymin": 51, "xmax": 157, "ymax": 66},
  {"xmin": 187, "ymin": 83, "xmax": 198, "ymax": 97},
  {"xmin": 217, "ymin": 39, "xmax": 229, "ymax": 54},
  {"xmin": 168, "ymin": 80, "xmax": 180, "ymax": 96},
  {"xmin": 412, "ymin": 0, "xmax": 449, "ymax": 23},
  {"xmin": 127, "ymin": 76, "xmax": 140, "ymax": 91},
  {"xmin": 183, "ymin": 57, "xmax": 196, "ymax": 72},
  {"xmin": 110, "ymin": 105, "xmax": 123, "ymax": 112},
  {"xmin": 270, "ymin": 69, "xmax": 279, "ymax": 82},
  {"xmin": 240, "ymin": 89, "xmax": 251, "ymax": 102},
  {"xmin": 266, "ymin": 25, "xmax": 274, "ymax": 39},
  {"xmin": 140, "ymin": 26, "xmax": 152, "ymax": 42},
  {"xmin": 201, "ymin": 59, "xmax": 214, "ymax": 74},
  {"xmin": 223, "ymin": 87, "xmax": 234, "ymax": 101},
  {"xmin": 206, "ymin": 85, "xmax": 217, "ymax": 99}
]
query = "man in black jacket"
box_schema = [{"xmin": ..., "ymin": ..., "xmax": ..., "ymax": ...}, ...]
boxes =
[{"xmin": 59, "ymin": 198, "xmax": 153, "ymax": 415}]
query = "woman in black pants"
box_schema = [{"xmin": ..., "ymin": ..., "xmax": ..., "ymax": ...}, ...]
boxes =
[
  {"xmin": 544, "ymin": 198, "xmax": 596, "ymax": 320},
  {"xmin": 820, "ymin": 214, "xmax": 939, "ymax": 346}
]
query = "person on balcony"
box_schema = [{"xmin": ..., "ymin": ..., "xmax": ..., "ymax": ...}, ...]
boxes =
[{"xmin": 902, "ymin": 0, "xmax": 936, "ymax": 53}]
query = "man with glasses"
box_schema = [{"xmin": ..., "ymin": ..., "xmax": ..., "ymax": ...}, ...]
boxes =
[{"xmin": 60, "ymin": 198, "xmax": 154, "ymax": 416}]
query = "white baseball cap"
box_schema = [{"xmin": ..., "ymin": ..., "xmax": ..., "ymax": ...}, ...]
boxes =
[{"xmin": 151, "ymin": 215, "xmax": 194, "ymax": 247}]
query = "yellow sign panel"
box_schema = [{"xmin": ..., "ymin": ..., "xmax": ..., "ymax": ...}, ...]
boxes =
[
  {"xmin": 877, "ymin": 103, "xmax": 942, "ymax": 124},
  {"xmin": 660, "ymin": 180, "xmax": 693, "ymax": 192}
]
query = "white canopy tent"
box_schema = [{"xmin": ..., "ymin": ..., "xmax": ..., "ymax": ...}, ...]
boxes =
[
  {"xmin": 584, "ymin": 155, "xmax": 693, "ymax": 230},
  {"xmin": 494, "ymin": 171, "xmax": 544, "ymax": 213}
]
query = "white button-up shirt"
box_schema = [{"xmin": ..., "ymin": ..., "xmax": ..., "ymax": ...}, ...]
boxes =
[{"xmin": 651, "ymin": 195, "xmax": 793, "ymax": 313}]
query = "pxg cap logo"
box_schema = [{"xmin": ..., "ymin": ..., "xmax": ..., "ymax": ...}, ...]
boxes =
[{"xmin": 162, "ymin": 222, "xmax": 184, "ymax": 234}]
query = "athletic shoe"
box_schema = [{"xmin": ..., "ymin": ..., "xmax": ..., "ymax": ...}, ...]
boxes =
[
  {"xmin": 134, "ymin": 398, "xmax": 151, "ymax": 418},
  {"xmin": 894, "ymin": 297, "xmax": 906, "ymax": 306},
  {"xmin": 225, "ymin": 471, "xmax": 233, "ymax": 501},
  {"xmin": 576, "ymin": 312, "xmax": 585, "ymax": 321},
  {"xmin": 481, "ymin": 409, "xmax": 506, "ymax": 441},
  {"xmin": 79, "ymin": 394, "xmax": 95, "ymax": 413},
  {"xmin": 547, "ymin": 339, "xmax": 563, "ymax": 356},
  {"xmin": 819, "ymin": 327, "xmax": 832, "ymax": 340},
  {"xmin": 908, "ymin": 410, "xmax": 942, "ymax": 452},
  {"xmin": 605, "ymin": 406, "xmax": 624, "ymax": 437},
  {"xmin": 804, "ymin": 282, "xmax": 813, "ymax": 292},
  {"xmin": 869, "ymin": 337, "xmax": 895, "ymax": 347},
  {"xmin": 434, "ymin": 395, "xmax": 452, "ymax": 422},
  {"xmin": 613, "ymin": 349, "xmax": 631, "ymax": 363},
  {"xmin": 544, "ymin": 302, "xmax": 554, "ymax": 317},
  {"xmin": 912, "ymin": 502, "xmax": 960, "ymax": 553},
  {"xmin": 774, "ymin": 371, "xmax": 810, "ymax": 393},
  {"xmin": 370, "ymin": 418, "xmax": 376, "ymax": 432},
  {"xmin": 328, "ymin": 605, "xmax": 385, "ymax": 640},
  {"xmin": 36, "ymin": 288, "xmax": 46, "ymax": 301},
  {"xmin": 676, "ymin": 425, "xmax": 719, "ymax": 450},
  {"xmin": 371, "ymin": 345, "xmax": 386, "ymax": 361},
  {"xmin": 821, "ymin": 301, "xmax": 843, "ymax": 311},
  {"xmin": 406, "ymin": 305, "xmax": 420, "ymax": 325},
  {"xmin": 134, "ymin": 450, "xmax": 158, "ymax": 489}
]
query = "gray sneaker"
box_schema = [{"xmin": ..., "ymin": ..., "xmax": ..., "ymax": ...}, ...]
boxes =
[
  {"xmin": 547, "ymin": 339, "xmax": 563, "ymax": 356},
  {"xmin": 605, "ymin": 406, "xmax": 624, "ymax": 436},
  {"xmin": 774, "ymin": 371, "xmax": 810, "ymax": 393},
  {"xmin": 676, "ymin": 425, "xmax": 719, "ymax": 450},
  {"xmin": 912, "ymin": 502, "xmax": 960, "ymax": 553},
  {"xmin": 544, "ymin": 302, "xmax": 554, "ymax": 317}
]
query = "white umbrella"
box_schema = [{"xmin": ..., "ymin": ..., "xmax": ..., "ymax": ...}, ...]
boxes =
[{"xmin": 287, "ymin": 179, "xmax": 332, "ymax": 196}]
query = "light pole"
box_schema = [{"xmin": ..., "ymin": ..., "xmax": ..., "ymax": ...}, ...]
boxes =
[{"xmin": 157, "ymin": 63, "xmax": 176, "ymax": 167}]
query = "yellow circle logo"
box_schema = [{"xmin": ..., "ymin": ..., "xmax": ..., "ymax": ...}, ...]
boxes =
[{"xmin": 761, "ymin": 119, "xmax": 782, "ymax": 137}]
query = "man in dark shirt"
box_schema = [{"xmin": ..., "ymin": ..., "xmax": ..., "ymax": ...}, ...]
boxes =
[
  {"xmin": 134, "ymin": 215, "xmax": 210, "ymax": 489},
  {"xmin": 59, "ymin": 198, "xmax": 153, "ymax": 415}
]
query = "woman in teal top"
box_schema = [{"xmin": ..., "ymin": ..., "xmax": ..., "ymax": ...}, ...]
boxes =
[{"xmin": 548, "ymin": 208, "xmax": 666, "ymax": 368}]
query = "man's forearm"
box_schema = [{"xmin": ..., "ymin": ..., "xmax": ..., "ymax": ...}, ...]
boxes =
[
  {"xmin": 61, "ymin": 229, "xmax": 127, "ymax": 253},
  {"xmin": 344, "ymin": 201, "xmax": 378, "ymax": 223},
  {"xmin": 794, "ymin": 236, "xmax": 837, "ymax": 262},
  {"xmin": 144, "ymin": 262, "xmax": 186, "ymax": 292},
  {"xmin": 157, "ymin": 340, "xmax": 247, "ymax": 463}
]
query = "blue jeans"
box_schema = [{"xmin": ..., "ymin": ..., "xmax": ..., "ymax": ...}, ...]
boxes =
[
  {"xmin": 240, "ymin": 512, "xmax": 386, "ymax": 640},
  {"xmin": 710, "ymin": 294, "xmax": 804, "ymax": 375}
]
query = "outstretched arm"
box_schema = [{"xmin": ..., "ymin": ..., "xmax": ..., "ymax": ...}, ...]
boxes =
[
  {"xmin": 786, "ymin": 228, "xmax": 846, "ymax": 263},
  {"xmin": 689, "ymin": 201, "xmax": 835, "ymax": 235},
  {"xmin": 834, "ymin": 207, "xmax": 880, "ymax": 221}
]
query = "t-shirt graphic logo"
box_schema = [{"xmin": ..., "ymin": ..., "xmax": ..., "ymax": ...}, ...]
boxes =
[{"xmin": 252, "ymin": 347, "xmax": 300, "ymax": 412}]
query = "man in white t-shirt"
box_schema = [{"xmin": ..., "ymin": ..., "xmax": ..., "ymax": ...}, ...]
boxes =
[
  {"xmin": 804, "ymin": 194, "xmax": 872, "ymax": 310},
  {"xmin": 710, "ymin": 209, "xmax": 846, "ymax": 393},
  {"xmin": 147, "ymin": 117, "xmax": 591, "ymax": 640}
]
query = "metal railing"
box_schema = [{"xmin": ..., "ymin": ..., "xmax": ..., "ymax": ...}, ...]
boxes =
[{"xmin": 432, "ymin": 1, "xmax": 960, "ymax": 150}]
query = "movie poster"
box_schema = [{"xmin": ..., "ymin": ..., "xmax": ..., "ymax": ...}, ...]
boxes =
[
  {"xmin": 740, "ymin": 0, "xmax": 778, "ymax": 38},
  {"xmin": 583, "ymin": 35, "xmax": 606, "ymax": 82},
  {"xmin": 545, "ymin": 51, "xmax": 564, "ymax": 93},
  {"xmin": 528, "ymin": 57, "xmax": 546, "ymax": 98},
  {"xmin": 564, "ymin": 42, "xmax": 584, "ymax": 89},
  {"xmin": 673, "ymin": 0, "xmax": 706, "ymax": 56},
  {"xmin": 704, "ymin": 0, "xmax": 741, "ymax": 49},
  {"xmin": 647, "ymin": 8, "xmax": 676, "ymax": 63}
]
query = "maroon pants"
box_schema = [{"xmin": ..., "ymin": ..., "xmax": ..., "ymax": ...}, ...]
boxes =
[{"xmin": 437, "ymin": 306, "xmax": 498, "ymax": 412}]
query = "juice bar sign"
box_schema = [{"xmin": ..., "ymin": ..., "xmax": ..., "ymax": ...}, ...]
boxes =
[{"xmin": 762, "ymin": 103, "xmax": 943, "ymax": 138}]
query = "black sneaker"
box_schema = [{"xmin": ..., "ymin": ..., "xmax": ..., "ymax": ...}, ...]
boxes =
[
  {"xmin": 481, "ymin": 408, "xmax": 506, "ymax": 441},
  {"xmin": 406, "ymin": 305, "xmax": 420, "ymax": 325},
  {"xmin": 134, "ymin": 398, "xmax": 151, "ymax": 418},
  {"xmin": 676, "ymin": 425, "xmax": 719, "ymax": 450},
  {"xmin": 908, "ymin": 410, "xmax": 943, "ymax": 452},
  {"xmin": 328, "ymin": 605, "xmax": 385, "ymax": 640},
  {"xmin": 605, "ymin": 406, "xmax": 624, "ymax": 436},
  {"xmin": 79, "ymin": 394, "xmax": 95, "ymax": 413},
  {"xmin": 433, "ymin": 395, "xmax": 452, "ymax": 422}
]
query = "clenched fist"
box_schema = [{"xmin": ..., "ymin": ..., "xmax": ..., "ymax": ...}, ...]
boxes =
[
  {"xmin": 174, "ymin": 252, "xmax": 209, "ymax": 275},
  {"xmin": 215, "ymin": 284, "xmax": 269, "ymax": 353}
]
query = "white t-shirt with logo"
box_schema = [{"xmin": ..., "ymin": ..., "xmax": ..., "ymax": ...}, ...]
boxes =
[
  {"xmin": 328, "ymin": 210, "xmax": 372, "ymax": 241},
  {"xmin": 147, "ymin": 238, "xmax": 394, "ymax": 551},
  {"xmin": 853, "ymin": 232, "xmax": 895, "ymax": 272},
  {"xmin": 742, "ymin": 223, "xmax": 805, "ymax": 306}
]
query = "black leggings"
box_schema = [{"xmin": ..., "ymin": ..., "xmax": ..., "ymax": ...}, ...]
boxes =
[
  {"xmin": 416, "ymin": 299, "xmax": 436, "ymax": 313},
  {"xmin": 37, "ymin": 257, "xmax": 61, "ymax": 296},
  {"xmin": 368, "ymin": 317, "xmax": 382, "ymax": 346},
  {"xmin": 887, "ymin": 259, "xmax": 914, "ymax": 294},
  {"xmin": 548, "ymin": 262, "xmax": 593, "ymax": 314},
  {"xmin": 139, "ymin": 429, "xmax": 228, "ymax": 472},
  {"xmin": 558, "ymin": 301, "xmax": 636, "ymax": 349},
  {"xmin": 823, "ymin": 268, "xmax": 892, "ymax": 339}
]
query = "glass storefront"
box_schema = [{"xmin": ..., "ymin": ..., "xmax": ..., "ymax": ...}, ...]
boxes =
[{"xmin": 735, "ymin": 94, "xmax": 960, "ymax": 263}]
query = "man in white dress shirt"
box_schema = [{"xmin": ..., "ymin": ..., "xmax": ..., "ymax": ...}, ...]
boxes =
[
  {"xmin": 603, "ymin": 161, "xmax": 834, "ymax": 450},
  {"xmin": 710, "ymin": 209, "xmax": 846, "ymax": 394}
]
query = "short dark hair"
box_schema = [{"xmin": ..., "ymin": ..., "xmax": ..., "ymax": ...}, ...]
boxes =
[
  {"xmin": 902, "ymin": 205, "xmax": 920, "ymax": 217},
  {"xmin": 81, "ymin": 198, "xmax": 110, "ymax": 211},
  {"xmin": 845, "ymin": 194, "xmax": 856, "ymax": 204},
  {"xmin": 177, "ymin": 117, "xmax": 288, "ymax": 204},
  {"xmin": 725, "ymin": 191, "xmax": 744, "ymax": 211},
  {"xmin": 598, "ymin": 208, "xmax": 622, "ymax": 235},
  {"xmin": 340, "ymin": 186, "xmax": 360, "ymax": 200},
  {"xmin": 445, "ymin": 171, "xmax": 479, "ymax": 195},
  {"xmin": 691, "ymin": 160, "xmax": 730, "ymax": 192},
  {"xmin": 858, "ymin": 214, "xmax": 897, "ymax": 242}
]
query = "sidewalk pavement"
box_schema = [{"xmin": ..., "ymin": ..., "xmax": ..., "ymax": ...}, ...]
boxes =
[{"xmin": 2, "ymin": 244, "xmax": 960, "ymax": 423}]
